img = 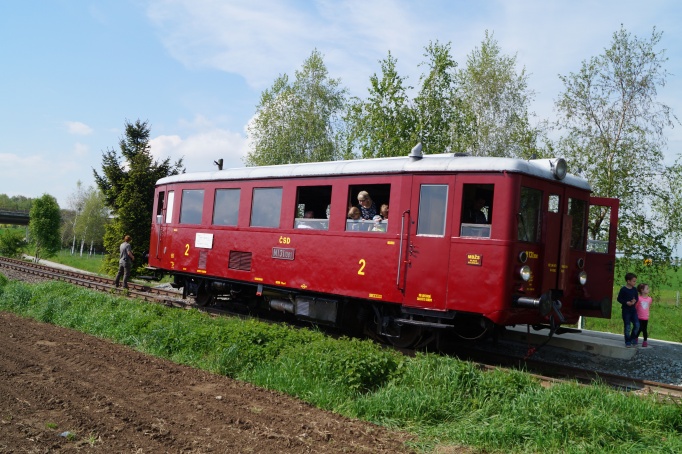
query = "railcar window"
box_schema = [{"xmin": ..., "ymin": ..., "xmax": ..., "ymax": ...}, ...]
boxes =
[
  {"xmin": 250, "ymin": 187, "xmax": 282, "ymax": 228},
  {"xmin": 548, "ymin": 194, "xmax": 560, "ymax": 213},
  {"xmin": 568, "ymin": 198, "xmax": 587, "ymax": 249},
  {"xmin": 417, "ymin": 184, "xmax": 448, "ymax": 236},
  {"xmin": 293, "ymin": 185, "xmax": 331, "ymax": 230},
  {"xmin": 460, "ymin": 184, "xmax": 493, "ymax": 238},
  {"xmin": 213, "ymin": 188, "xmax": 240, "ymax": 226},
  {"xmin": 165, "ymin": 191, "xmax": 175, "ymax": 224},
  {"xmin": 587, "ymin": 205, "xmax": 612, "ymax": 253},
  {"xmin": 179, "ymin": 189, "xmax": 204, "ymax": 225},
  {"xmin": 155, "ymin": 191, "xmax": 165, "ymax": 224},
  {"xmin": 518, "ymin": 187, "xmax": 542, "ymax": 242},
  {"xmin": 347, "ymin": 184, "xmax": 391, "ymax": 232}
]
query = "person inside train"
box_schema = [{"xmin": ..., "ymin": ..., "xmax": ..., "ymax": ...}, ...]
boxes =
[
  {"xmin": 357, "ymin": 191, "xmax": 378, "ymax": 220},
  {"xmin": 370, "ymin": 215, "xmax": 386, "ymax": 232},
  {"xmin": 379, "ymin": 204, "xmax": 389, "ymax": 220},
  {"xmin": 464, "ymin": 197, "xmax": 489, "ymax": 224},
  {"xmin": 347, "ymin": 206, "xmax": 362, "ymax": 231}
]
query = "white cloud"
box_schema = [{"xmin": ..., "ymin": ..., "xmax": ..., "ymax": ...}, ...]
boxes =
[
  {"xmin": 65, "ymin": 121, "xmax": 93, "ymax": 135},
  {"xmin": 73, "ymin": 142, "xmax": 89, "ymax": 157},
  {"xmin": 150, "ymin": 128, "xmax": 248, "ymax": 173}
]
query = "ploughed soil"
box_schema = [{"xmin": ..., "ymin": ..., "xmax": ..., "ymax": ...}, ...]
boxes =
[{"xmin": 0, "ymin": 311, "xmax": 416, "ymax": 453}]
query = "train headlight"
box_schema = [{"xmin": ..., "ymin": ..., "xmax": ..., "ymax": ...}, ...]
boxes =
[
  {"xmin": 550, "ymin": 158, "xmax": 567, "ymax": 180},
  {"xmin": 520, "ymin": 265, "xmax": 532, "ymax": 282},
  {"xmin": 578, "ymin": 270, "xmax": 587, "ymax": 285},
  {"xmin": 518, "ymin": 251, "xmax": 528, "ymax": 263}
]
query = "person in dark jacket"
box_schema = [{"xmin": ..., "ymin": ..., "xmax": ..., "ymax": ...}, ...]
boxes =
[
  {"xmin": 114, "ymin": 235, "xmax": 134, "ymax": 289},
  {"xmin": 616, "ymin": 272, "xmax": 639, "ymax": 347}
]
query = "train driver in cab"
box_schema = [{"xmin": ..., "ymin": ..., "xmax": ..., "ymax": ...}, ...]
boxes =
[{"xmin": 465, "ymin": 197, "xmax": 489, "ymax": 224}]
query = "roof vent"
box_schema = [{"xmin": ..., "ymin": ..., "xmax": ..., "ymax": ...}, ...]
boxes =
[{"xmin": 409, "ymin": 143, "xmax": 423, "ymax": 160}]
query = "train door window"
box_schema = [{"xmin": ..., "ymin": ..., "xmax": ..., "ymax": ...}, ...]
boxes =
[
  {"xmin": 347, "ymin": 184, "xmax": 390, "ymax": 232},
  {"xmin": 155, "ymin": 191, "xmax": 165, "ymax": 224},
  {"xmin": 417, "ymin": 184, "xmax": 448, "ymax": 236},
  {"xmin": 587, "ymin": 205, "xmax": 612, "ymax": 253},
  {"xmin": 213, "ymin": 188, "xmax": 240, "ymax": 226},
  {"xmin": 548, "ymin": 194, "xmax": 560, "ymax": 213},
  {"xmin": 250, "ymin": 187, "xmax": 282, "ymax": 228},
  {"xmin": 460, "ymin": 184, "xmax": 493, "ymax": 238},
  {"xmin": 518, "ymin": 187, "xmax": 542, "ymax": 242},
  {"xmin": 568, "ymin": 198, "xmax": 587, "ymax": 249},
  {"xmin": 179, "ymin": 189, "xmax": 204, "ymax": 225},
  {"xmin": 293, "ymin": 185, "xmax": 331, "ymax": 230},
  {"xmin": 165, "ymin": 191, "xmax": 175, "ymax": 223}
]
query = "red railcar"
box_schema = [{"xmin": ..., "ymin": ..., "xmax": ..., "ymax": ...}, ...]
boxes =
[{"xmin": 147, "ymin": 148, "xmax": 618, "ymax": 346}]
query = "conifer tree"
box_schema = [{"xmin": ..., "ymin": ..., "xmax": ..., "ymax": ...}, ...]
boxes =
[{"xmin": 94, "ymin": 119, "xmax": 184, "ymax": 275}]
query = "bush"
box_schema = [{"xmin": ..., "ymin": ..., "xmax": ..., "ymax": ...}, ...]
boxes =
[{"xmin": 0, "ymin": 229, "xmax": 27, "ymax": 258}]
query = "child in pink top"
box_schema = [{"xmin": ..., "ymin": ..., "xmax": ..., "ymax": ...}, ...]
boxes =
[{"xmin": 634, "ymin": 283, "xmax": 652, "ymax": 347}]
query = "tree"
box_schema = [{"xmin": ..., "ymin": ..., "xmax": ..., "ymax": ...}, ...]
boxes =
[
  {"xmin": 0, "ymin": 229, "xmax": 26, "ymax": 258},
  {"xmin": 94, "ymin": 120, "xmax": 184, "ymax": 275},
  {"xmin": 345, "ymin": 52, "xmax": 417, "ymax": 158},
  {"xmin": 28, "ymin": 194, "xmax": 61, "ymax": 261},
  {"xmin": 245, "ymin": 49, "xmax": 348, "ymax": 165},
  {"xmin": 63, "ymin": 182, "xmax": 109, "ymax": 257},
  {"xmin": 555, "ymin": 26, "xmax": 680, "ymax": 283},
  {"xmin": 459, "ymin": 31, "xmax": 542, "ymax": 158},
  {"xmin": 414, "ymin": 41, "xmax": 475, "ymax": 155}
]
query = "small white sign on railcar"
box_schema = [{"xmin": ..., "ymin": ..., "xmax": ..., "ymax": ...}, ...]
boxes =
[{"xmin": 195, "ymin": 233, "xmax": 214, "ymax": 249}]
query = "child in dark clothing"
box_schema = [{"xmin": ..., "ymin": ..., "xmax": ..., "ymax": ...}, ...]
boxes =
[{"xmin": 616, "ymin": 272, "xmax": 640, "ymax": 347}]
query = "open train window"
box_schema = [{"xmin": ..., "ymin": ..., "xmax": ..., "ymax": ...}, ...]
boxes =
[
  {"xmin": 250, "ymin": 187, "xmax": 282, "ymax": 228},
  {"xmin": 179, "ymin": 189, "xmax": 204, "ymax": 225},
  {"xmin": 346, "ymin": 184, "xmax": 390, "ymax": 232},
  {"xmin": 518, "ymin": 187, "xmax": 541, "ymax": 242},
  {"xmin": 460, "ymin": 184, "xmax": 493, "ymax": 238},
  {"xmin": 293, "ymin": 185, "xmax": 331, "ymax": 230},
  {"xmin": 213, "ymin": 188, "xmax": 240, "ymax": 226},
  {"xmin": 568, "ymin": 198, "xmax": 587, "ymax": 249},
  {"xmin": 155, "ymin": 191, "xmax": 165, "ymax": 224}
]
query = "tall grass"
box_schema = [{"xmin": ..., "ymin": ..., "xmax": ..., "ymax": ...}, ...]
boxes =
[{"xmin": 1, "ymin": 277, "xmax": 681, "ymax": 453}]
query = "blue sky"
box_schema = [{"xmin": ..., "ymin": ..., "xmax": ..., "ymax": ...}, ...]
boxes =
[{"xmin": 1, "ymin": 0, "xmax": 680, "ymax": 209}]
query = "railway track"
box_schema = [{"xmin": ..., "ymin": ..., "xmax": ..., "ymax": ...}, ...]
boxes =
[{"xmin": 2, "ymin": 255, "xmax": 681, "ymax": 402}]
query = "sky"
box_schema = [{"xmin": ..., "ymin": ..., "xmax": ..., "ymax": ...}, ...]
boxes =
[{"xmin": 1, "ymin": 0, "xmax": 681, "ymax": 209}]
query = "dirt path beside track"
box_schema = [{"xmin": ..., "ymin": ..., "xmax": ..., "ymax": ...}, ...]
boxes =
[{"xmin": 0, "ymin": 311, "xmax": 415, "ymax": 453}]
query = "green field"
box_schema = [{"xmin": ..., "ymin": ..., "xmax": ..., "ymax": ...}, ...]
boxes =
[{"xmin": 1, "ymin": 277, "xmax": 681, "ymax": 453}]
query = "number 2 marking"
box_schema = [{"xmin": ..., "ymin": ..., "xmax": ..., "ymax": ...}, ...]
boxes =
[
  {"xmin": 358, "ymin": 259, "xmax": 366, "ymax": 275},
  {"xmin": 184, "ymin": 244, "xmax": 190, "ymax": 256}
]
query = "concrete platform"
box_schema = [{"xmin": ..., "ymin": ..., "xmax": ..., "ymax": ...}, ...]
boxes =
[{"xmin": 504, "ymin": 325, "xmax": 637, "ymax": 359}]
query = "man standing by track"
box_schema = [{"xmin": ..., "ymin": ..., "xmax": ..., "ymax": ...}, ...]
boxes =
[{"xmin": 114, "ymin": 235, "xmax": 134, "ymax": 289}]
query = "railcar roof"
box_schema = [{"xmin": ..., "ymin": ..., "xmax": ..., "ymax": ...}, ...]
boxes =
[{"xmin": 156, "ymin": 154, "xmax": 592, "ymax": 191}]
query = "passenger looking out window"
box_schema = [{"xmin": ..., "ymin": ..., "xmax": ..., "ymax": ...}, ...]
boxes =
[{"xmin": 357, "ymin": 191, "xmax": 378, "ymax": 220}]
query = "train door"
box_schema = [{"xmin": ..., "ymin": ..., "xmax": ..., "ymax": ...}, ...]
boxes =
[
  {"xmin": 401, "ymin": 175, "xmax": 452, "ymax": 310},
  {"xmin": 584, "ymin": 196, "xmax": 619, "ymax": 317},
  {"xmin": 151, "ymin": 189, "xmax": 174, "ymax": 262}
]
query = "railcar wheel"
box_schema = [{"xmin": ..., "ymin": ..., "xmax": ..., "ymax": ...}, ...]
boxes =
[
  {"xmin": 387, "ymin": 325, "xmax": 424, "ymax": 349},
  {"xmin": 195, "ymin": 291, "xmax": 214, "ymax": 307}
]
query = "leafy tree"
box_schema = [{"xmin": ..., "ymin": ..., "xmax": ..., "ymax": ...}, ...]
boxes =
[
  {"xmin": 0, "ymin": 229, "xmax": 27, "ymax": 258},
  {"xmin": 345, "ymin": 52, "xmax": 417, "ymax": 158},
  {"xmin": 555, "ymin": 26, "xmax": 680, "ymax": 283},
  {"xmin": 94, "ymin": 120, "xmax": 184, "ymax": 275},
  {"xmin": 459, "ymin": 31, "xmax": 542, "ymax": 158},
  {"xmin": 414, "ymin": 41, "xmax": 475, "ymax": 155},
  {"xmin": 0, "ymin": 194, "xmax": 33, "ymax": 211},
  {"xmin": 28, "ymin": 194, "xmax": 61, "ymax": 261},
  {"xmin": 245, "ymin": 49, "xmax": 348, "ymax": 165},
  {"xmin": 63, "ymin": 182, "xmax": 109, "ymax": 256}
]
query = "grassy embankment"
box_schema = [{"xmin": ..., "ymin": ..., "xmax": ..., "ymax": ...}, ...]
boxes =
[{"xmin": 1, "ymin": 275, "xmax": 681, "ymax": 453}]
